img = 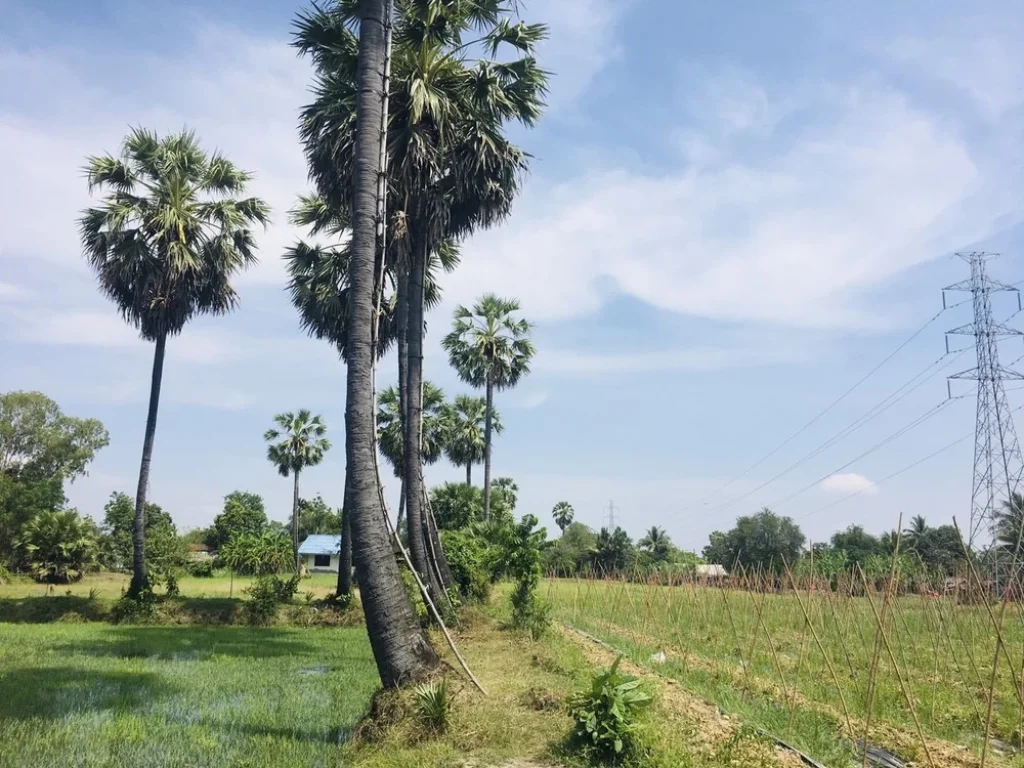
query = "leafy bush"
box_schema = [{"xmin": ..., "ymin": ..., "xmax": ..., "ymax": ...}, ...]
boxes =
[
  {"xmin": 503, "ymin": 514, "xmax": 551, "ymax": 638},
  {"xmin": 111, "ymin": 586, "xmax": 158, "ymax": 623},
  {"xmin": 16, "ymin": 509, "xmax": 100, "ymax": 583},
  {"xmin": 439, "ymin": 529, "xmax": 490, "ymax": 602},
  {"xmin": 164, "ymin": 573, "xmax": 180, "ymax": 598},
  {"xmin": 566, "ymin": 656, "xmax": 652, "ymax": 761},
  {"xmin": 413, "ymin": 678, "xmax": 451, "ymax": 734},
  {"xmin": 244, "ymin": 574, "xmax": 300, "ymax": 625},
  {"xmin": 187, "ymin": 559, "xmax": 215, "ymax": 578},
  {"xmin": 220, "ymin": 530, "xmax": 293, "ymax": 575},
  {"xmin": 400, "ymin": 569, "xmax": 429, "ymax": 626}
]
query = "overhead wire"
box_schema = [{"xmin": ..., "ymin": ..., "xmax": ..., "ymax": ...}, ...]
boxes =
[{"xmin": 673, "ymin": 298, "xmax": 974, "ymax": 519}]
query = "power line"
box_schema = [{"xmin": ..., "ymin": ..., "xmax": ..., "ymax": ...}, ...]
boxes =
[
  {"xmin": 703, "ymin": 349, "xmax": 970, "ymax": 518},
  {"xmin": 674, "ymin": 300, "xmax": 971, "ymax": 518}
]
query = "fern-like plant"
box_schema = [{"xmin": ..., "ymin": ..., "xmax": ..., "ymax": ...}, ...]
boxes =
[{"xmin": 413, "ymin": 678, "xmax": 451, "ymax": 734}]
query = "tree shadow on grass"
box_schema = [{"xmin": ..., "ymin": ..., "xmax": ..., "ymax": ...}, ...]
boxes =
[
  {"xmin": 54, "ymin": 626, "xmax": 319, "ymax": 660},
  {"xmin": 0, "ymin": 666, "xmax": 176, "ymax": 721},
  {"xmin": 0, "ymin": 596, "xmax": 111, "ymax": 623}
]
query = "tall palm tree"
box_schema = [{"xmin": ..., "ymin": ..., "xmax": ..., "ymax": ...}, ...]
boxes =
[
  {"xmin": 322, "ymin": 0, "xmax": 439, "ymax": 686},
  {"xmin": 264, "ymin": 410, "xmax": 331, "ymax": 573},
  {"xmin": 444, "ymin": 394, "xmax": 501, "ymax": 485},
  {"xmin": 552, "ymin": 501, "xmax": 574, "ymax": 533},
  {"xmin": 79, "ymin": 129, "xmax": 268, "ymax": 596},
  {"xmin": 443, "ymin": 295, "xmax": 534, "ymax": 519},
  {"xmin": 295, "ymin": 0, "xmax": 546, "ymax": 593}
]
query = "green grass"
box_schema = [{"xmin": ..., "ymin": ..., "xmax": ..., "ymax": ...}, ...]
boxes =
[
  {"xmin": 542, "ymin": 577, "xmax": 1024, "ymax": 766},
  {"xmin": 0, "ymin": 570, "xmax": 340, "ymax": 600},
  {"xmin": 0, "ymin": 622, "xmax": 379, "ymax": 767}
]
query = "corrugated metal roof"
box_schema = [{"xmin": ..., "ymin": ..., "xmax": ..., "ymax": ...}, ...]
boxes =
[
  {"xmin": 297, "ymin": 535, "xmax": 341, "ymax": 555},
  {"xmin": 696, "ymin": 564, "xmax": 728, "ymax": 577}
]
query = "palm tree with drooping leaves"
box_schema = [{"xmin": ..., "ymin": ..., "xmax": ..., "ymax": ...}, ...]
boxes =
[
  {"xmin": 552, "ymin": 501, "xmax": 574, "ymax": 533},
  {"xmin": 79, "ymin": 128, "xmax": 269, "ymax": 597},
  {"xmin": 264, "ymin": 409, "xmax": 332, "ymax": 574},
  {"xmin": 444, "ymin": 394, "xmax": 501, "ymax": 485},
  {"xmin": 294, "ymin": 0, "xmax": 546, "ymax": 598},
  {"xmin": 903, "ymin": 515, "xmax": 928, "ymax": 552},
  {"xmin": 639, "ymin": 526, "xmax": 671, "ymax": 563},
  {"xmin": 492, "ymin": 477, "xmax": 518, "ymax": 511},
  {"xmin": 443, "ymin": 294, "xmax": 534, "ymax": 519}
]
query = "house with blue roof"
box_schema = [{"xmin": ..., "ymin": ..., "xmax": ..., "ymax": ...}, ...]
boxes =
[{"xmin": 297, "ymin": 534, "xmax": 342, "ymax": 573}]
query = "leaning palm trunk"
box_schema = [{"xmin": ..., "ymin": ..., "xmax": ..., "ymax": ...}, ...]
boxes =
[
  {"xmin": 130, "ymin": 331, "xmax": 166, "ymax": 596},
  {"xmin": 422, "ymin": 481, "xmax": 455, "ymax": 590},
  {"xmin": 403, "ymin": 229, "xmax": 443, "ymax": 598},
  {"xmin": 337, "ymin": 504, "xmax": 353, "ymax": 596},
  {"xmin": 466, "ymin": 462, "xmax": 472, "ymax": 486},
  {"xmin": 482, "ymin": 375, "xmax": 494, "ymax": 520},
  {"xmin": 292, "ymin": 470, "xmax": 301, "ymax": 574},
  {"xmin": 346, "ymin": 0, "xmax": 437, "ymax": 686}
]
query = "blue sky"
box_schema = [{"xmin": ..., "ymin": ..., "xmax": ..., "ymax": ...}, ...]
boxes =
[{"xmin": 2, "ymin": 0, "xmax": 1024, "ymax": 551}]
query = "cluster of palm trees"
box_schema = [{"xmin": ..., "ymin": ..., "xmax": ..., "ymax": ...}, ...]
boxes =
[{"xmin": 79, "ymin": 0, "xmax": 548, "ymax": 687}]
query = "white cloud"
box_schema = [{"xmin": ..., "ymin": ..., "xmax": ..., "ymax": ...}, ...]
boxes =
[
  {"xmin": 819, "ymin": 473, "xmax": 879, "ymax": 496},
  {"xmin": 0, "ymin": 281, "xmax": 28, "ymax": 300},
  {"xmin": 539, "ymin": 0, "xmax": 626, "ymax": 110},
  {"xmin": 514, "ymin": 390, "xmax": 550, "ymax": 409},
  {"xmin": 446, "ymin": 79, "xmax": 1017, "ymax": 328}
]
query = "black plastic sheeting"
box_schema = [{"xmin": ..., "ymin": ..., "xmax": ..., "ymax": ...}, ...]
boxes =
[{"xmin": 855, "ymin": 740, "xmax": 907, "ymax": 768}]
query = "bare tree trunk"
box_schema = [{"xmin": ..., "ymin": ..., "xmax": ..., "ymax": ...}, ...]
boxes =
[
  {"xmin": 396, "ymin": 481, "xmax": 406, "ymax": 533},
  {"xmin": 347, "ymin": 0, "xmax": 437, "ymax": 686},
  {"xmin": 337, "ymin": 503, "xmax": 353, "ymax": 596},
  {"xmin": 292, "ymin": 470, "xmax": 301, "ymax": 575},
  {"xmin": 483, "ymin": 375, "xmax": 494, "ymax": 521},
  {"xmin": 129, "ymin": 331, "xmax": 166, "ymax": 597},
  {"xmin": 403, "ymin": 222, "xmax": 442, "ymax": 598},
  {"xmin": 466, "ymin": 462, "xmax": 471, "ymax": 486}
]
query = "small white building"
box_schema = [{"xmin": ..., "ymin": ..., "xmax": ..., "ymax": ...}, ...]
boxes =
[{"xmin": 298, "ymin": 535, "xmax": 342, "ymax": 573}]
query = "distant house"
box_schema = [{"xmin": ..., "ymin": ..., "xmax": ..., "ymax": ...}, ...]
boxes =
[
  {"xmin": 696, "ymin": 564, "xmax": 728, "ymax": 583},
  {"xmin": 298, "ymin": 535, "xmax": 342, "ymax": 573},
  {"xmin": 187, "ymin": 543, "xmax": 213, "ymax": 562}
]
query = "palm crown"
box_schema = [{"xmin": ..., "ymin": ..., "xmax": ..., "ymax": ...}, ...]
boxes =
[
  {"xmin": 552, "ymin": 501, "xmax": 574, "ymax": 533},
  {"xmin": 79, "ymin": 128, "xmax": 269, "ymax": 340},
  {"xmin": 264, "ymin": 410, "xmax": 331, "ymax": 477},
  {"xmin": 443, "ymin": 394, "xmax": 501, "ymax": 472},
  {"xmin": 443, "ymin": 294, "xmax": 534, "ymax": 389},
  {"xmin": 377, "ymin": 382, "xmax": 448, "ymax": 477}
]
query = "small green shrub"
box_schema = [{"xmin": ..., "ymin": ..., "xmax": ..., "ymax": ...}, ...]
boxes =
[
  {"xmin": 111, "ymin": 587, "xmax": 158, "ymax": 623},
  {"xmin": 412, "ymin": 677, "xmax": 451, "ymax": 734},
  {"xmin": 164, "ymin": 573, "xmax": 180, "ymax": 598},
  {"xmin": 439, "ymin": 529, "xmax": 491, "ymax": 602},
  {"xmin": 400, "ymin": 569, "xmax": 429, "ymax": 626},
  {"xmin": 187, "ymin": 559, "xmax": 215, "ymax": 578},
  {"xmin": 566, "ymin": 655, "xmax": 652, "ymax": 761},
  {"xmin": 244, "ymin": 574, "xmax": 300, "ymax": 625}
]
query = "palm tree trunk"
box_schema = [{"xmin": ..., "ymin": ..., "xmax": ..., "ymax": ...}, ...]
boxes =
[
  {"xmin": 292, "ymin": 470, "xmax": 301, "ymax": 575},
  {"xmin": 337, "ymin": 504, "xmax": 353, "ymax": 596},
  {"xmin": 396, "ymin": 265, "xmax": 410, "ymax": 538},
  {"xmin": 403, "ymin": 219, "xmax": 442, "ymax": 598},
  {"xmin": 396, "ymin": 480, "xmax": 406, "ymax": 533},
  {"xmin": 466, "ymin": 462, "xmax": 472, "ymax": 486},
  {"xmin": 483, "ymin": 375, "xmax": 494, "ymax": 521},
  {"xmin": 347, "ymin": 0, "xmax": 437, "ymax": 686},
  {"xmin": 129, "ymin": 331, "xmax": 166, "ymax": 597}
]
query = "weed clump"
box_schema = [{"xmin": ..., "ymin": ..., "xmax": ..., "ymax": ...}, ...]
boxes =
[{"xmin": 566, "ymin": 655, "xmax": 652, "ymax": 763}]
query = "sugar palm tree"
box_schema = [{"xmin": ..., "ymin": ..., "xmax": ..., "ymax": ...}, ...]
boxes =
[
  {"xmin": 444, "ymin": 394, "xmax": 501, "ymax": 485},
  {"xmin": 552, "ymin": 501, "xmax": 574, "ymax": 533},
  {"xmin": 264, "ymin": 410, "xmax": 331, "ymax": 573},
  {"xmin": 295, "ymin": 0, "xmax": 546, "ymax": 594},
  {"xmin": 492, "ymin": 477, "xmax": 518, "ymax": 511},
  {"xmin": 443, "ymin": 295, "xmax": 534, "ymax": 519},
  {"xmin": 639, "ymin": 526, "xmax": 671, "ymax": 562},
  {"xmin": 79, "ymin": 128, "xmax": 268, "ymax": 597}
]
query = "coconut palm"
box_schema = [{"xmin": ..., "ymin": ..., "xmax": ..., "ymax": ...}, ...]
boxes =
[
  {"xmin": 639, "ymin": 526, "xmax": 671, "ymax": 562},
  {"xmin": 294, "ymin": 0, "xmax": 546, "ymax": 596},
  {"xmin": 79, "ymin": 129, "xmax": 268, "ymax": 596},
  {"xmin": 444, "ymin": 394, "xmax": 501, "ymax": 485},
  {"xmin": 552, "ymin": 501, "xmax": 574, "ymax": 533},
  {"xmin": 297, "ymin": 0, "xmax": 440, "ymax": 686},
  {"xmin": 443, "ymin": 295, "xmax": 534, "ymax": 519},
  {"xmin": 264, "ymin": 410, "xmax": 332, "ymax": 573},
  {"xmin": 903, "ymin": 515, "xmax": 928, "ymax": 551}
]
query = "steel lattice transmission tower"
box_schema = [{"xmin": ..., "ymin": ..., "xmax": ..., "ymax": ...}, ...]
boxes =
[{"xmin": 944, "ymin": 252, "xmax": 1024, "ymax": 546}]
